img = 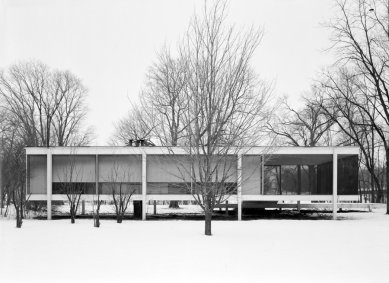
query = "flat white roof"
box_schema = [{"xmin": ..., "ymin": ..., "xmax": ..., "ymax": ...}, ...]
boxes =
[{"xmin": 25, "ymin": 146, "xmax": 359, "ymax": 156}]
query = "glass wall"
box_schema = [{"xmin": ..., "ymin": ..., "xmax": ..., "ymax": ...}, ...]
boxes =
[
  {"xmin": 28, "ymin": 155, "xmax": 47, "ymax": 194},
  {"xmin": 337, "ymin": 155, "xmax": 358, "ymax": 195},
  {"xmin": 264, "ymin": 155, "xmax": 358, "ymax": 195},
  {"xmin": 146, "ymin": 155, "xmax": 237, "ymax": 195},
  {"xmin": 264, "ymin": 165, "xmax": 314, "ymax": 195}
]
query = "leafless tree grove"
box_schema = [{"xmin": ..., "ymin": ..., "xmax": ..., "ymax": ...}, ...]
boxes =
[
  {"xmin": 0, "ymin": 61, "xmax": 92, "ymax": 147},
  {"xmin": 0, "ymin": 61, "xmax": 93, "ymax": 225},
  {"xmin": 316, "ymin": 0, "xmax": 389, "ymax": 211},
  {"xmin": 314, "ymin": 71, "xmax": 386, "ymax": 203},
  {"xmin": 0, "ymin": 116, "xmax": 29, "ymax": 227},
  {"xmin": 267, "ymin": 95, "xmax": 333, "ymax": 147}
]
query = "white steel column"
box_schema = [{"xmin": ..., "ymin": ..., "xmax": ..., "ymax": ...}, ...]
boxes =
[
  {"xmin": 47, "ymin": 150, "xmax": 52, "ymax": 220},
  {"xmin": 142, "ymin": 153, "xmax": 147, "ymax": 220},
  {"xmin": 332, "ymin": 151, "xmax": 338, "ymax": 220},
  {"xmin": 237, "ymin": 154, "xmax": 242, "ymax": 221},
  {"xmin": 261, "ymin": 155, "xmax": 265, "ymax": 195},
  {"xmin": 95, "ymin": 155, "xmax": 99, "ymax": 194}
]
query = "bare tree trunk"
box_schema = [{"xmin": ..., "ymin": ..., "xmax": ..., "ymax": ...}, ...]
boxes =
[
  {"xmin": 371, "ymin": 172, "xmax": 376, "ymax": 203},
  {"xmin": 20, "ymin": 192, "xmax": 25, "ymax": 219},
  {"xmin": 12, "ymin": 190, "xmax": 23, "ymax": 228},
  {"xmin": 70, "ymin": 204, "xmax": 75, "ymax": 224},
  {"xmin": 20, "ymin": 204, "xmax": 24, "ymax": 220},
  {"xmin": 0, "ymin": 190, "xmax": 2, "ymax": 216},
  {"xmin": 15, "ymin": 207, "xmax": 22, "ymax": 228},
  {"xmin": 94, "ymin": 213, "xmax": 100, "ymax": 227},
  {"xmin": 386, "ymin": 148, "xmax": 389, "ymax": 214},
  {"xmin": 94, "ymin": 198, "xmax": 101, "ymax": 228},
  {"xmin": 4, "ymin": 202, "xmax": 9, "ymax": 217},
  {"xmin": 205, "ymin": 210, "xmax": 212, "ymax": 236}
]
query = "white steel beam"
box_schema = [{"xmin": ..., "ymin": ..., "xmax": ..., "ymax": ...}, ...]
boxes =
[{"xmin": 25, "ymin": 145, "xmax": 360, "ymax": 156}]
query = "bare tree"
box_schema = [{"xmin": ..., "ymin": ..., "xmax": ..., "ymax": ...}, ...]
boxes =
[
  {"xmin": 0, "ymin": 61, "xmax": 92, "ymax": 147},
  {"xmin": 112, "ymin": 47, "xmax": 188, "ymax": 152},
  {"xmin": 315, "ymin": 69, "xmax": 386, "ymax": 202},
  {"xmin": 106, "ymin": 163, "xmax": 136, "ymax": 223},
  {"xmin": 0, "ymin": 108, "xmax": 6, "ymax": 215},
  {"xmin": 110, "ymin": 103, "xmax": 156, "ymax": 146},
  {"xmin": 0, "ymin": 61, "xmax": 92, "ymax": 223},
  {"xmin": 325, "ymin": 0, "xmax": 389, "ymax": 212},
  {"xmin": 0, "ymin": 62, "xmax": 63, "ymax": 147},
  {"xmin": 0, "ymin": 111, "xmax": 14, "ymax": 216},
  {"xmin": 0, "ymin": 115, "xmax": 29, "ymax": 227},
  {"xmin": 141, "ymin": 48, "xmax": 189, "ymax": 208},
  {"xmin": 267, "ymin": 95, "xmax": 333, "ymax": 147},
  {"xmin": 51, "ymin": 71, "xmax": 92, "ymax": 146},
  {"xmin": 172, "ymin": 0, "xmax": 270, "ymax": 235},
  {"xmin": 141, "ymin": 47, "xmax": 188, "ymax": 146},
  {"xmin": 57, "ymin": 155, "xmax": 84, "ymax": 224},
  {"xmin": 113, "ymin": 48, "xmax": 189, "ymax": 209},
  {"xmin": 93, "ymin": 184, "xmax": 102, "ymax": 228}
]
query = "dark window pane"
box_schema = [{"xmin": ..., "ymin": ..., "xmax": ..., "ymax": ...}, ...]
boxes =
[
  {"xmin": 99, "ymin": 183, "xmax": 141, "ymax": 194},
  {"xmin": 52, "ymin": 182, "xmax": 95, "ymax": 194},
  {"xmin": 264, "ymin": 166, "xmax": 281, "ymax": 195},
  {"xmin": 338, "ymin": 156, "xmax": 358, "ymax": 195}
]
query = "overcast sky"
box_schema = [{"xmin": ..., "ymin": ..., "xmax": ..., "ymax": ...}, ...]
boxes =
[{"xmin": 0, "ymin": 0, "xmax": 337, "ymax": 145}]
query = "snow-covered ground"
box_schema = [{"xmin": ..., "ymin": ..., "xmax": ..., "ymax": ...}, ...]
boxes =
[{"xmin": 1, "ymin": 209, "xmax": 388, "ymax": 283}]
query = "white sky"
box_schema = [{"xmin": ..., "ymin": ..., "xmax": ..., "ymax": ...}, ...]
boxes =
[{"xmin": 0, "ymin": 0, "xmax": 337, "ymax": 145}]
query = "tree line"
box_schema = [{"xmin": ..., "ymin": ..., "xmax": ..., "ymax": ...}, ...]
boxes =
[
  {"xmin": 0, "ymin": 61, "xmax": 92, "ymax": 227},
  {"xmin": 265, "ymin": 0, "xmax": 389, "ymax": 208}
]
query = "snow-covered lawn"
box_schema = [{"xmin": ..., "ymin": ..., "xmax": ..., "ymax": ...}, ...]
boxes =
[{"xmin": 1, "ymin": 210, "xmax": 388, "ymax": 283}]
